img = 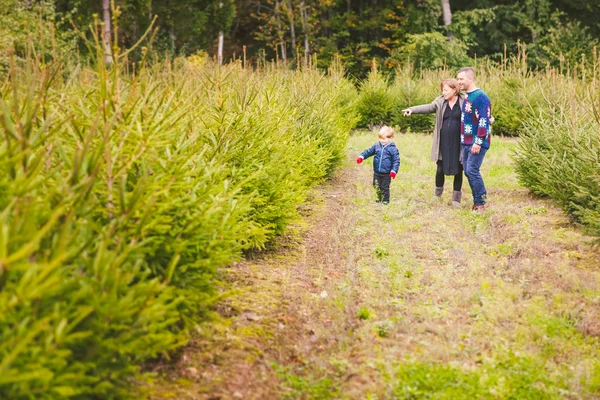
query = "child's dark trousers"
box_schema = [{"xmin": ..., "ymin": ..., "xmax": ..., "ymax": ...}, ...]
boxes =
[{"xmin": 373, "ymin": 172, "xmax": 391, "ymax": 203}]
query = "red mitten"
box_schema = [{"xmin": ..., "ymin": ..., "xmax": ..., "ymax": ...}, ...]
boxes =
[
  {"xmin": 356, "ymin": 157, "xmax": 364, "ymax": 164},
  {"xmin": 390, "ymin": 171, "xmax": 397, "ymax": 179}
]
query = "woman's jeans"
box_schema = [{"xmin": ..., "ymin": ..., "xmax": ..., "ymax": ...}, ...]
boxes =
[{"xmin": 461, "ymin": 145, "xmax": 488, "ymax": 206}]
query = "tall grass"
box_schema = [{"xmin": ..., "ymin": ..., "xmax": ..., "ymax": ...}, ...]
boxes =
[
  {"xmin": 0, "ymin": 37, "xmax": 358, "ymax": 397},
  {"xmin": 355, "ymin": 48, "xmax": 556, "ymax": 135}
]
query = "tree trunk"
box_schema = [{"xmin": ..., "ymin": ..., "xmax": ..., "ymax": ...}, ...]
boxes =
[
  {"xmin": 167, "ymin": 0, "xmax": 175, "ymax": 53},
  {"xmin": 218, "ymin": 31, "xmax": 224, "ymax": 64},
  {"xmin": 102, "ymin": 0, "xmax": 113, "ymax": 64},
  {"xmin": 287, "ymin": 1, "xmax": 297, "ymax": 58},
  {"xmin": 290, "ymin": 20, "xmax": 297, "ymax": 57},
  {"xmin": 300, "ymin": 1, "xmax": 309, "ymax": 64},
  {"xmin": 217, "ymin": 1, "xmax": 224, "ymax": 64},
  {"xmin": 169, "ymin": 26, "xmax": 176, "ymax": 53},
  {"xmin": 275, "ymin": 0, "xmax": 286, "ymax": 61},
  {"xmin": 441, "ymin": 0, "xmax": 454, "ymax": 39}
]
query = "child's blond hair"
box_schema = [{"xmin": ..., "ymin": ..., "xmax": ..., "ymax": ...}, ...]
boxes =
[{"xmin": 378, "ymin": 125, "xmax": 394, "ymax": 139}]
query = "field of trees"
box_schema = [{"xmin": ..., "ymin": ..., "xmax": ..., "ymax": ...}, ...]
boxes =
[{"xmin": 1, "ymin": 0, "xmax": 600, "ymax": 398}]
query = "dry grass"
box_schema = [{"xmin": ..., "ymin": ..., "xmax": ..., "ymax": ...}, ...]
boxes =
[{"xmin": 151, "ymin": 132, "xmax": 600, "ymax": 399}]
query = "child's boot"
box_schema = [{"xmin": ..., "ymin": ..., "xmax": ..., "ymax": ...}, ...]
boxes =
[{"xmin": 452, "ymin": 190, "xmax": 462, "ymax": 209}]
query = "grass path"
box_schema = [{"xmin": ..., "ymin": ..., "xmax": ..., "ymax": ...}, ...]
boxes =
[{"xmin": 152, "ymin": 132, "xmax": 600, "ymax": 399}]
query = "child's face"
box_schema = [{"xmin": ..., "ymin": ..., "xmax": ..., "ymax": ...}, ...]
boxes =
[{"xmin": 379, "ymin": 134, "xmax": 392, "ymax": 145}]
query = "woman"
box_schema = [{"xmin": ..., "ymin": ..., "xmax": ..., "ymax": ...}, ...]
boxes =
[{"xmin": 402, "ymin": 79, "xmax": 465, "ymax": 208}]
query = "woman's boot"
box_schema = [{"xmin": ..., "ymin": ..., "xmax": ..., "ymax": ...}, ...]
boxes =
[
  {"xmin": 433, "ymin": 186, "xmax": 444, "ymax": 202},
  {"xmin": 452, "ymin": 190, "xmax": 462, "ymax": 208}
]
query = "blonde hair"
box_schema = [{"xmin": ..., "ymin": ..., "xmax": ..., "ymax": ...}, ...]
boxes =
[
  {"xmin": 441, "ymin": 78, "xmax": 461, "ymax": 97},
  {"xmin": 378, "ymin": 125, "xmax": 394, "ymax": 139}
]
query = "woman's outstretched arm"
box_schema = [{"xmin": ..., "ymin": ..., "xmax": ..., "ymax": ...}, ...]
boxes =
[{"xmin": 402, "ymin": 98, "xmax": 439, "ymax": 116}]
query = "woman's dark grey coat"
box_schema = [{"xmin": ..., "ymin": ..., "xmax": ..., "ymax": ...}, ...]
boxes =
[{"xmin": 408, "ymin": 94, "xmax": 465, "ymax": 162}]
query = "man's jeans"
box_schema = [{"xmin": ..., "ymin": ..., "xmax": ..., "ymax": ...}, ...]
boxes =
[{"xmin": 461, "ymin": 145, "xmax": 488, "ymax": 206}]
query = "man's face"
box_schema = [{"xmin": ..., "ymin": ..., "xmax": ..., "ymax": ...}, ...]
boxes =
[{"xmin": 457, "ymin": 72, "xmax": 471, "ymax": 90}]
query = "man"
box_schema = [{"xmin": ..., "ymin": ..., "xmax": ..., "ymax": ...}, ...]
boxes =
[{"xmin": 457, "ymin": 67, "xmax": 492, "ymax": 212}]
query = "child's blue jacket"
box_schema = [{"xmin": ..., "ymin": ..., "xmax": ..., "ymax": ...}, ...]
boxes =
[{"xmin": 361, "ymin": 142, "xmax": 400, "ymax": 174}]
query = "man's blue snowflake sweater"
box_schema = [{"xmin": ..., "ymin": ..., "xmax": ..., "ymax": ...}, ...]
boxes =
[{"xmin": 461, "ymin": 88, "xmax": 492, "ymax": 149}]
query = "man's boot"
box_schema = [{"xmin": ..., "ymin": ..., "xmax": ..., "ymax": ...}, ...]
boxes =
[
  {"xmin": 452, "ymin": 190, "xmax": 462, "ymax": 209},
  {"xmin": 473, "ymin": 205, "xmax": 486, "ymax": 213}
]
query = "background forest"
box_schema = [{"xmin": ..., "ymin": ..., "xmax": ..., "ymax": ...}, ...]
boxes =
[{"xmin": 3, "ymin": 0, "xmax": 600, "ymax": 76}]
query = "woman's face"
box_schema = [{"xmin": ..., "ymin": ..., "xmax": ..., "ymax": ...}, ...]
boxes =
[{"xmin": 442, "ymin": 84, "xmax": 457, "ymax": 101}]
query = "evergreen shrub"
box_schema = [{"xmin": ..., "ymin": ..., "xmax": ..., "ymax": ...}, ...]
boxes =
[
  {"xmin": 389, "ymin": 68, "xmax": 440, "ymax": 132},
  {"xmin": 0, "ymin": 43, "xmax": 357, "ymax": 397},
  {"xmin": 513, "ymin": 75, "xmax": 600, "ymax": 237},
  {"xmin": 355, "ymin": 61, "xmax": 393, "ymax": 127}
]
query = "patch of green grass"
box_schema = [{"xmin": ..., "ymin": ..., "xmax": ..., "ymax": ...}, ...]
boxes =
[
  {"xmin": 375, "ymin": 244, "xmax": 389, "ymax": 259},
  {"xmin": 524, "ymin": 205, "xmax": 548, "ymax": 215},
  {"xmin": 457, "ymin": 208, "xmax": 492, "ymax": 234},
  {"xmin": 374, "ymin": 320, "xmax": 394, "ymax": 337},
  {"xmin": 272, "ymin": 363, "xmax": 341, "ymax": 400},
  {"xmin": 537, "ymin": 315, "xmax": 578, "ymax": 339},
  {"xmin": 237, "ymin": 324, "xmax": 274, "ymax": 340},
  {"xmin": 490, "ymin": 242, "xmax": 516, "ymax": 257},
  {"xmin": 392, "ymin": 361, "xmax": 483, "ymax": 399},
  {"xmin": 392, "ymin": 353, "xmax": 569, "ymax": 399},
  {"xmin": 358, "ymin": 307, "xmax": 372, "ymax": 320},
  {"xmin": 589, "ymin": 361, "xmax": 600, "ymax": 395},
  {"xmin": 501, "ymin": 214, "xmax": 522, "ymax": 225}
]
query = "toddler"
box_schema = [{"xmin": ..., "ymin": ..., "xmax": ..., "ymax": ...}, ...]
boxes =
[{"xmin": 357, "ymin": 126, "xmax": 400, "ymax": 204}]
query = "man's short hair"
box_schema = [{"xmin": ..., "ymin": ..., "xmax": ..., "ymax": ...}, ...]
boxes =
[{"xmin": 457, "ymin": 67, "xmax": 476, "ymax": 80}]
